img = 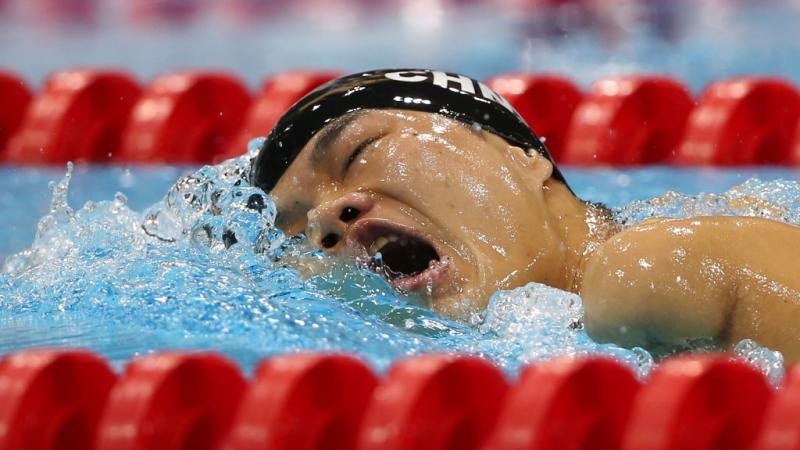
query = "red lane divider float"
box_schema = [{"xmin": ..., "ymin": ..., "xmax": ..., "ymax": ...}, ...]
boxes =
[
  {"xmin": 217, "ymin": 70, "xmax": 340, "ymax": 162},
  {"xmin": 5, "ymin": 69, "xmax": 141, "ymax": 165},
  {"xmin": 6, "ymin": 69, "xmax": 800, "ymax": 167},
  {"xmin": 117, "ymin": 71, "xmax": 251, "ymax": 164},
  {"xmin": 0, "ymin": 350, "xmax": 116, "ymax": 450},
  {"xmin": 562, "ymin": 75, "xmax": 694, "ymax": 165},
  {"xmin": 621, "ymin": 355, "xmax": 771, "ymax": 450},
  {"xmin": 753, "ymin": 365, "xmax": 800, "ymax": 450},
  {"xmin": 487, "ymin": 73, "xmax": 582, "ymax": 160},
  {"xmin": 486, "ymin": 357, "xmax": 640, "ymax": 450},
  {"xmin": 227, "ymin": 353, "xmax": 378, "ymax": 449},
  {"xmin": 0, "ymin": 349, "xmax": 788, "ymax": 449},
  {"xmin": 95, "ymin": 352, "xmax": 246, "ymax": 450},
  {"xmin": 675, "ymin": 77, "xmax": 800, "ymax": 165},
  {"xmin": 0, "ymin": 72, "xmax": 31, "ymax": 159},
  {"xmin": 357, "ymin": 354, "xmax": 509, "ymax": 450}
]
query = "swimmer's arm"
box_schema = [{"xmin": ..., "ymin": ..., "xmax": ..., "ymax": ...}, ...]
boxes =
[
  {"xmin": 580, "ymin": 218, "xmax": 735, "ymax": 350},
  {"xmin": 580, "ymin": 217, "xmax": 800, "ymax": 361}
]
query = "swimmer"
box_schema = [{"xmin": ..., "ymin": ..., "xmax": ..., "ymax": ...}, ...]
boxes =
[{"xmin": 250, "ymin": 69, "xmax": 800, "ymax": 361}]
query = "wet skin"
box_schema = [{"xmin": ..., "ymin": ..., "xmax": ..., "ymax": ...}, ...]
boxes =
[{"xmin": 268, "ymin": 109, "xmax": 800, "ymax": 361}]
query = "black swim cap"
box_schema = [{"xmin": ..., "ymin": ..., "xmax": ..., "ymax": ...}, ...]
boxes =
[{"xmin": 250, "ymin": 69, "xmax": 568, "ymax": 192}]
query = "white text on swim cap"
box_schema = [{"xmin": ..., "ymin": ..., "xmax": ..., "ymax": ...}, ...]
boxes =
[{"xmin": 384, "ymin": 70, "xmax": 516, "ymax": 113}]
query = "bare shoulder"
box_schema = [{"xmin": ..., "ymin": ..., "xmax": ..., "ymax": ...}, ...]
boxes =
[
  {"xmin": 579, "ymin": 215, "xmax": 798, "ymax": 348},
  {"xmin": 583, "ymin": 216, "xmax": 725, "ymax": 283},
  {"xmin": 592, "ymin": 215, "xmax": 800, "ymax": 261}
]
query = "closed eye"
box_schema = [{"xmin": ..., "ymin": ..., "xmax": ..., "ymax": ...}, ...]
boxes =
[{"xmin": 343, "ymin": 134, "xmax": 385, "ymax": 177}]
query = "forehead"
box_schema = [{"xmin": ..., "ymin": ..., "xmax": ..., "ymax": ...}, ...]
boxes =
[
  {"xmin": 271, "ymin": 109, "xmax": 483, "ymax": 193},
  {"xmin": 303, "ymin": 109, "xmax": 459, "ymax": 165},
  {"xmin": 311, "ymin": 109, "xmax": 478, "ymax": 152}
]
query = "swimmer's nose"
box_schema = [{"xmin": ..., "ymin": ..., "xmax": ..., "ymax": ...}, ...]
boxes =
[{"xmin": 306, "ymin": 192, "xmax": 374, "ymax": 251}]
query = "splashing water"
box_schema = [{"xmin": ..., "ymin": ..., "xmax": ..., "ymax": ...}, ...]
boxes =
[
  {"xmin": 735, "ymin": 339, "xmax": 785, "ymax": 386},
  {"xmin": 616, "ymin": 178, "xmax": 800, "ymax": 226},
  {"xmin": 0, "ymin": 140, "xmax": 792, "ymax": 380}
]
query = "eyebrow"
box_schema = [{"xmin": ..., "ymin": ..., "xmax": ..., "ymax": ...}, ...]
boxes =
[{"xmin": 310, "ymin": 111, "xmax": 366, "ymax": 169}]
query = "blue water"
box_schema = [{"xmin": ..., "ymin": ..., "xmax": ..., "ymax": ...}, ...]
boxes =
[
  {"xmin": 4, "ymin": 164, "xmax": 800, "ymax": 261},
  {"xmin": 3, "ymin": 0, "xmax": 800, "ymax": 380},
  {"xmin": 0, "ymin": 140, "xmax": 794, "ymax": 379}
]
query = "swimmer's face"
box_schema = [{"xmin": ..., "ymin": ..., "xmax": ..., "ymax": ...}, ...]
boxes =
[{"xmin": 270, "ymin": 109, "xmax": 566, "ymax": 318}]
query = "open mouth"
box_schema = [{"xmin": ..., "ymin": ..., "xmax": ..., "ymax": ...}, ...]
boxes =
[{"xmin": 347, "ymin": 219, "xmax": 450, "ymax": 292}]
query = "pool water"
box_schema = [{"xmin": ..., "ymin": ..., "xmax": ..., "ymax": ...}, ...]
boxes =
[{"xmin": 0, "ymin": 140, "xmax": 793, "ymax": 381}]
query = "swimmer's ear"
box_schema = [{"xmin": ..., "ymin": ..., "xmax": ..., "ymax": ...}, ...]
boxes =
[{"xmin": 507, "ymin": 145, "xmax": 553, "ymax": 184}]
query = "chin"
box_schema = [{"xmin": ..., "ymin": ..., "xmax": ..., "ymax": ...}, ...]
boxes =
[{"xmin": 427, "ymin": 260, "xmax": 501, "ymax": 319}]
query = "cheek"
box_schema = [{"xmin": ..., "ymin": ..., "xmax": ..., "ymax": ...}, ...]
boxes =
[
  {"xmin": 353, "ymin": 134, "xmax": 561, "ymax": 266},
  {"xmin": 388, "ymin": 146, "xmax": 542, "ymax": 244},
  {"xmin": 383, "ymin": 144, "xmax": 510, "ymax": 211},
  {"xmin": 461, "ymin": 195, "xmax": 562, "ymax": 285},
  {"xmin": 351, "ymin": 139, "xmax": 453, "ymax": 206},
  {"xmin": 445, "ymin": 171, "xmax": 541, "ymax": 251}
]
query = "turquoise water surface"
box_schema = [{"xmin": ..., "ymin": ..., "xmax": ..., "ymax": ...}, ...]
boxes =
[{"xmin": 0, "ymin": 140, "xmax": 794, "ymax": 382}]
